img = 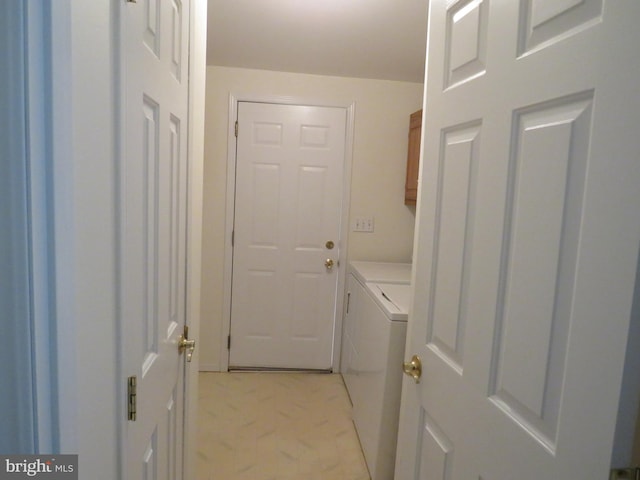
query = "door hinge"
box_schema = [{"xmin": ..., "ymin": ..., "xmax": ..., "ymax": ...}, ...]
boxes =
[
  {"xmin": 231, "ymin": 230, "xmax": 234, "ymax": 247},
  {"xmin": 235, "ymin": 121, "xmax": 238, "ymax": 137},
  {"xmin": 227, "ymin": 335, "xmax": 231, "ymax": 350},
  {"xmin": 127, "ymin": 376, "xmax": 137, "ymax": 421},
  {"xmin": 611, "ymin": 468, "xmax": 640, "ymax": 480}
]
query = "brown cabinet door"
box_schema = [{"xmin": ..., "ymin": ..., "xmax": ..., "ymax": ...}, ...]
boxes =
[{"xmin": 405, "ymin": 109, "xmax": 422, "ymax": 205}]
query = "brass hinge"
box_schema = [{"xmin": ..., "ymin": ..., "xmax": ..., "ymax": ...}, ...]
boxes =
[
  {"xmin": 235, "ymin": 121, "xmax": 238, "ymax": 137},
  {"xmin": 611, "ymin": 468, "xmax": 640, "ymax": 480},
  {"xmin": 127, "ymin": 376, "xmax": 137, "ymax": 421},
  {"xmin": 231, "ymin": 230, "xmax": 234, "ymax": 247},
  {"xmin": 227, "ymin": 335, "xmax": 231, "ymax": 350}
]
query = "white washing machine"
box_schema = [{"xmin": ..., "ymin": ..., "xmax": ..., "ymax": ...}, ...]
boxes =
[{"xmin": 341, "ymin": 262, "xmax": 411, "ymax": 480}]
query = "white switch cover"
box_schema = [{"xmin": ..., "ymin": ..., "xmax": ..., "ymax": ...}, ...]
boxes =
[{"xmin": 353, "ymin": 216, "xmax": 375, "ymax": 232}]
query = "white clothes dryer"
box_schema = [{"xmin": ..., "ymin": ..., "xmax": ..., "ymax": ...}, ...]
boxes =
[
  {"xmin": 348, "ymin": 260, "xmax": 412, "ymax": 285},
  {"xmin": 340, "ymin": 261, "xmax": 411, "ymax": 480},
  {"xmin": 351, "ymin": 282, "xmax": 410, "ymax": 480}
]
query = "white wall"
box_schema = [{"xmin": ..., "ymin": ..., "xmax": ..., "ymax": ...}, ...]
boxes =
[{"xmin": 200, "ymin": 66, "xmax": 423, "ymax": 371}]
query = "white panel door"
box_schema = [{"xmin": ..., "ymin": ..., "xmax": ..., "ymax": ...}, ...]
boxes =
[
  {"xmin": 396, "ymin": 1, "xmax": 640, "ymax": 479},
  {"xmin": 230, "ymin": 101, "xmax": 347, "ymax": 370},
  {"xmin": 121, "ymin": 0, "xmax": 191, "ymax": 478}
]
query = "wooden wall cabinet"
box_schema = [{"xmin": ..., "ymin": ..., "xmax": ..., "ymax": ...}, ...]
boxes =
[{"xmin": 404, "ymin": 109, "xmax": 422, "ymax": 205}]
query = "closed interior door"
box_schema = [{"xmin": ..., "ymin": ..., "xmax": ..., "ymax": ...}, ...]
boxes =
[
  {"xmin": 230, "ymin": 101, "xmax": 347, "ymax": 370},
  {"xmin": 121, "ymin": 0, "xmax": 191, "ymax": 478},
  {"xmin": 396, "ymin": 1, "xmax": 640, "ymax": 479}
]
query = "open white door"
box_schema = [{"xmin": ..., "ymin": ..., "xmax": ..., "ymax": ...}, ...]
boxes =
[
  {"xmin": 229, "ymin": 102, "xmax": 347, "ymax": 370},
  {"xmin": 396, "ymin": 1, "xmax": 640, "ymax": 479},
  {"xmin": 121, "ymin": 0, "xmax": 193, "ymax": 478}
]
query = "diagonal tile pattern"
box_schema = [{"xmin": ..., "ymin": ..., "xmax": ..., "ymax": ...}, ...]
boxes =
[{"xmin": 197, "ymin": 372, "xmax": 371, "ymax": 480}]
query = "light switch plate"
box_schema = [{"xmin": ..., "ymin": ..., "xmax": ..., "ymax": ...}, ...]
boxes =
[{"xmin": 353, "ymin": 216, "xmax": 375, "ymax": 232}]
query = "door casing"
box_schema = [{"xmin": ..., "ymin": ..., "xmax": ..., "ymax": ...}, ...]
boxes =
[
  {"xmin": 221, "ymin": 94, "xmax": 356, "ymax": 372},
  {"xmin": 1, "ymin": 0, "xmax": 54, "ymax": 454}
]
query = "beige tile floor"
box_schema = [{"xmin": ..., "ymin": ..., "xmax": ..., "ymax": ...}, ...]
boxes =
[{"xmin": 197, "ymin": 372, "xmax": 371, "ymax": 480}]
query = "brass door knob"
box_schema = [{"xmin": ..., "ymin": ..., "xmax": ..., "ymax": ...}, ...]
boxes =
[
  {"xmin": 178, "ymin": 335, "xmax": 196, "ymax": 362},
  {"xmin": 403, "ymin": 355, "xmax": 422, "ymax": 383},
  {"xmin": 325, "ymin": 258, "xmax": 335, "ymax": 270}
]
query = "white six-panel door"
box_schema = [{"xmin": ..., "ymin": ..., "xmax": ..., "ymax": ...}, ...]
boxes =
[
  {"xmin": 121, "ymin": 0, "xmax": 191, "ymax": 478},
  {"xmin": 230, "ymin": 102, "xmax": 347, "ymax": 370},
  {"xmin": 396, "ymin": 1, "xmax": 640, "ymax": 479}
]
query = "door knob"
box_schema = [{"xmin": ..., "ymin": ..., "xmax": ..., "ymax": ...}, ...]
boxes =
[
  {"xmin": 178, "ymin": 325, "xmax": 196, "ymax": 362},
  {"xmin": 402, "ymin": 355, "xmax": 422, "ymax": 383},
  {"xmin": 325, "ymin": 258, "xmax": 335, "ymax": 270}
]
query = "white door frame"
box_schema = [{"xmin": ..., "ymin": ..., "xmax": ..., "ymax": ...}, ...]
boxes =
[
  {"xmin": 23, "ymin": 2, "xmax": 55, "ymax": 453},
  {"xmin": 183, "ymin": 2, "xmax": 207, "ymax": 479},
  {"xmin": 221, "ymin": 94, "xmax": 355, "ymax": 372},
  {"xmin": 2, "ymin": 0, "xmax": 54, "ymax": 453}
]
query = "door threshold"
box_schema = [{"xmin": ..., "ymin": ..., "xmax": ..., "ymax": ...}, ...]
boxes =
[{"xmin": 228, "ymin": 366, "xmax": 333, "ymax": 374}]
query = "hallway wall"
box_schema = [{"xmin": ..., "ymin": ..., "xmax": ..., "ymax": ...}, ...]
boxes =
[{"xmin": 200, "ymin": 66, "xmax": 423, "ymax": 370}]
